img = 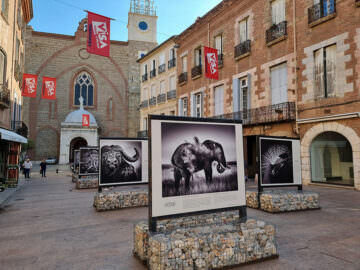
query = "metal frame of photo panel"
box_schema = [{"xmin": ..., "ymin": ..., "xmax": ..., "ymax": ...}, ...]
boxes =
[
  {"xmin": 98, "ymin": 137, "xmax": 148, "ymax": 191},
  {"xmin": 148, "ymin": 114, "xmax": 247, "ymax": 233},
  {"xmin": 78, "ymin": 146, "xmax": 99, "ymax": 176},
  {"xmin": 257, "ymin": 135, "xmax": 302, "ymax": 193},
  {"xmin": 73, "ymin": 149, "xmax": 80, "ymax": 172}
]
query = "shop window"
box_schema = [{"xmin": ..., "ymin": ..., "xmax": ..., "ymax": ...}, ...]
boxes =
[{"xmin": 310, "ymin": 132, "xmax": 354, "ymax": 186}]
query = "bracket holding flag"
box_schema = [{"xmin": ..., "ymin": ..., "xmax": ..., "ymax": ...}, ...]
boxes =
[
  {"xmin": 86, "ymin": 11, "xmax": 112, "ymax": 57},
  {"xmin": 204, "ymin": 46, "xmax": 219, "ymax": 80}
]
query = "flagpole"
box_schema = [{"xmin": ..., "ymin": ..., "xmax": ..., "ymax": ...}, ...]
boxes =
[{"xmin": 84, "ymin": 10, "xmax": 116, "ymax": 21}]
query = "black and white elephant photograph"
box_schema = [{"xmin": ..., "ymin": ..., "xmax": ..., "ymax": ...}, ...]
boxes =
[
  {"xmin": 161, "ymin": 122, "xmax": 239, "ymax": 197},
  {"xmin": 79, "ymin": 148, "xmax": 99, "ymax": 175},
  {"xmin": 100, "ymin": 141, "xmax": 142, "ymax": 185},
  {"xmin": 260, "ymin": 139, "xmax": 293, "ymax": 185}
]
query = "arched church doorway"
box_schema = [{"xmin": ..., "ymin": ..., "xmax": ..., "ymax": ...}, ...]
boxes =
[
  {"xmin": 69, "ymin": 137, "xmax": 87, "ymax": 163},
  {"xmin": 310, "ymin": 132, "xmax": 354, "ymax": 187}
]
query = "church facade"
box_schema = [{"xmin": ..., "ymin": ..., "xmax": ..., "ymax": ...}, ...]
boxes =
[{"xmin": 22, "ymin": 1, "xmax": 157, "ymax": 162}]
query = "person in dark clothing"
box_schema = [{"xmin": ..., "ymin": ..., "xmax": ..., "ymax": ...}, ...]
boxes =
[{"xmin": 40, "ymin": 159, "xmax": 47, "ymax": 179}]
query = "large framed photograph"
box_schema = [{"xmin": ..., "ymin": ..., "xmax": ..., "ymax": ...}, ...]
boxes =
[
  {"xmin": 79, "ymin": 147, "xmax": 99, "ymax": 176},
  {"xmin": 258, "ymin": 136, "xmax": 301, "ymax": 187},
  {"xmin": 149, "ymin": 115, "xmax": 246, "ymax": 219},
  {"xmin": 99, "ymin": 138, "xmax": 148, "ymax": 187},
  {"xmin": 74, "ymin": 150, "xmax": 80, "ymax": 172}
]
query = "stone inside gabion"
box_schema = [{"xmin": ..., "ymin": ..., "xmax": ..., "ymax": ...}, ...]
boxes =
[
  {"xmin": 246, "ymin": 190, "xmax": 320, "ymax": 213},
  {"xmin": 93, "ymin": 190, "xmax": 148, "ymax": 211}
]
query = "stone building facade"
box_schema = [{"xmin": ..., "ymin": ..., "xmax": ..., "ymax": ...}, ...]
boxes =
[
  {"xmin": 138, "ymin": 36, "xmax": 178, "ymax": 137},
  {"xmin": 0, "ymin": 0, "xmax": 32, "ymax": 185},
  {"xmin": 23, "ymin": 3, "xmax": 157, "ymax": 161},
  {"xmin": 175, "ymin": 0, "xmax": 298, "ymax": 179}
]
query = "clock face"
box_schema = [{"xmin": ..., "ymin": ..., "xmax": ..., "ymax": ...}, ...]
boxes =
[{"xmin": 138, "ymin": 21, "xmax": 148, "ymax": 31}]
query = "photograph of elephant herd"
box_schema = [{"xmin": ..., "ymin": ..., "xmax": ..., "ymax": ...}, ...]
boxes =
[
  {"xmin": 161, "ymin": 122, "xmax": 239, "ymax": 197},
  {"xmin": 79, "ymin": 148, "xmax": 99, "ymax": 175},
  {"xmin": 99, "ymin": 139, "xmax": 143, "ymax": 185},
  {"xmin": 260, "ymin": 138, "xmax": 294, "ymax": 185}
]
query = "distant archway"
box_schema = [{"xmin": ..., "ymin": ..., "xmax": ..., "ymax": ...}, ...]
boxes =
[{"xmin": 69, "ymin": 137, "xmax": 87, "ymax": 162}]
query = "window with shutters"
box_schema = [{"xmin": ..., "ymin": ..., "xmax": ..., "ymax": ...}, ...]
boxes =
[
  {"xmin": 151, "ymin": 84, "xmax": 156, "ymax": 97},
  {"xmin": 74, "ymin": 72, "xmax": 94, "ymax": 106},
  {"xmin": 215, "ymin": 35, "xmax": 223, "ymax": 55},
  {"xmin": 195, "ymin": 93, "xmax": 203, "ymax": 117},
  {"xmin": 314, "ymin": 44, "xmax": 336, "ymax": 98},
  {"xmin": 180, "ymin": 97, "xmax": 188, "ymax": 116},
  {"xmin": 143, "ymin": 88, "xmax": 148, "ymax": 100},
  {"xmin": 0, "ymin": 49, "xmax": 6, "ymax": 85},
  {"xmin": 239, "ymin": 19, "xmax": 248, "ymax": 43},
  {"xmin": 160, "ymin": 80, "xmax": 165, "ymax": 94},
  {"xmin": 240, "ymin": 77, "xmax": 249, "ymax": 111},
  {"xmin": 169, "ymin": 48, "xmax": 176, "ymax": 60},
  {"xmin": 194, "ymin": 48, "xmax": 202, "ymax": 67},
  {"xmin": 214, "ymin": 85, "xmax": 224, "ymax": 116},
  {"xmin": 270, "ymin": 63, "xmax": 288, "ymax": 105},
  {"xmin": 182, "ymin": 56, "xmax": 187, "ymax": 72},
  {"xmin": 271, "ymin": 0, "xmax": 285, "ymax": 25},
  {"xmin": 169, "ymin": 76, "xmax": 176, "ymax": 90}
]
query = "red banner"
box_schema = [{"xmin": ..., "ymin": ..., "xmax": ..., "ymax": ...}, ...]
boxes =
[
  {"xmin": 82, "ymin": 114, "xmax": 90, "ymax": 127},
  {"xmin": 87, "ymin": 12, "xmax": 111, "ymax": 57},
  {"xmin": 22, "ymin": 74, "xmax": 38, "ymax": 97},
  {"xmin": 204, "ymin": 46, "xmax": 219, "ymax": 80},
  {"xmin": 41, "ymin": 77, "xmax": 57, "ymax": 100}
]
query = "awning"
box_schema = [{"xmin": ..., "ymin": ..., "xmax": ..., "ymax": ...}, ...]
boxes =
[{"xmin": 0, "ymin": 128, "xmax": 28, "ymax": 144}]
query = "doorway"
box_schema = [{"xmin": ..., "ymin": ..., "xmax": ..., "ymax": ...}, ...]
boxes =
[{"xmin": 69, "ymin": 137, "xmax": 87, "ymax": 163}]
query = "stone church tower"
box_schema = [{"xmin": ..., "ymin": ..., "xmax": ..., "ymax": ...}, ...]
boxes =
[{"xmin": 23, "ymin": 2, "xmax": 157, "ymax": 162}]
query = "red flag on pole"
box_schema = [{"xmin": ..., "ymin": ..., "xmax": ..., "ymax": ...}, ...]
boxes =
[
  {"xmin": 22, "ymin": 74, "xmax": 38, "ymax": 97},
  {"xmin": 41, "ymin": 77, "xmax": 57, "ymax": 100},
  {"xmin": 204, "ymin": 46, "xmax": 219, "ymax": 80},
  {"xmin": 82, "ymin": 114, "xmax": 90, "ymax": 127},
  {"xmin": 87, "ymin": 11, "xmax": 111, "ymax": 57}
]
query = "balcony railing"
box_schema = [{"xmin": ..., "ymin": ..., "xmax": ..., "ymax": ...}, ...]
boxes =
[
  {"xmin": 167, "ymin": 89, "xmax": 176, "ymax": 100},
  {"xmin": 214, "ymin": 102, "xmax": 296, "ymax": 126},
  {"xmin": 142, "ymin": 73, "xmax": 148, "ymax": 82},
  {"xmin": 0, "ymin": 85, "xmax": 10, "ymax": 109},
  {"xmin": 157, "ymin": 93, "xmax": 166, "ymax": 104},
  {"xmin": 150, "ymin": 69, "xmax": 156, "ymax": 78},
  {"xmin": 158, "ymin": 64, "xmax": 166, "ymax": 74},
  {"xmin": 218, "ymin": 53, "xmax": 224, "ymax": 66},
  {"xmin": 140, "ymin": 100, "xmax": 149, "ymax": 109},
  {"xmin": 137, "ymin": 130, "xmax": 148, "ymax": 138},
  {"xmin": 191, "ymin": 65, "xmax": 202, "ymax": 78},
  {"xmin": 11, "ymin": 121, "xmax": 28, "ymax": 138},
  {"xmin": 266, "ymin": 21, "xmax": 287, "ymax": 45},
  {"xmin": 308, "ymin": 1, "xmax": 336, "ymax": 25},
  {"xmin": 179, "ymin": 72, "xmax": 188, "ymax": 84},
  {"xmin": 168, "ymin": 58, "xmax": 176, "ymax": 69},
  {"xmin": 234, "ymin": 40, "xmax": 251, "ymax": 59},
  {"xmin": 149, "ymin": 97, "xmax": 156, "ymax": 106}
]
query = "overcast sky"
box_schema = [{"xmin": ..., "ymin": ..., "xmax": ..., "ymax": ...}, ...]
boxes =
[{"xmin": 30, "ymin": 0, "xmax": 223, "ymax": 43}]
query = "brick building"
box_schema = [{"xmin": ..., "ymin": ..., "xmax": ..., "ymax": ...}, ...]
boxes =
[
  {"xmin": 138, "ymin": 36, "xmax": 178, "ymax": 137},
  {"xmin": 22, "ymin": 0, "xmax": 157, "ymax": 162},
  {"xmin": 174, "ymin": 0, "xmax": 360, "ymax": 190},
  {"xmin": 0, "ymin": 0, "xmax": 32, "ymax": 186}
]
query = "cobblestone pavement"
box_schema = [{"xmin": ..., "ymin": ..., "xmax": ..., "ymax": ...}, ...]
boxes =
[{"xmin": 0, "ymin": 175, "xmax": 359, "ymax": 270}]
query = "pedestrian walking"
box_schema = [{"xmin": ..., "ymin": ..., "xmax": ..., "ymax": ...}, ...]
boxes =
[
  {"xmin": 23, "ymin": 158, "xmax": 32, "ymax": 179},
  {"xmin": 40, "ymin": 159, "xmax": 47, "ymax": 180}
]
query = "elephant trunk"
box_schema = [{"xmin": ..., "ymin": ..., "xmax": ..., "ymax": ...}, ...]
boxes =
[{"xmin": 121, "ymin": 148, "xmax": 139, "ymax": 163}]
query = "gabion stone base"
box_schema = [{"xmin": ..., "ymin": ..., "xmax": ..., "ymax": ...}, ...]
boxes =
[
  {"xmin": 134, "ymin": 216, "xmax": 278, "ymax": 269},
  {"xmin": 75, "ymin": 175, "xmax": 98, "ymax": 189},
  {"xmin": 93, "ymin": 190, "xmax": 148, "ymax": 212},
  {"xmin": 246, "ymin": 190, "xmax": 320, "ymax": 213}
]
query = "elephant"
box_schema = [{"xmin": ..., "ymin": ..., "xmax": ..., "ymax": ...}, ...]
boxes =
[
  {"xmin": 171, "ymin": 137, "xmax": 230, "ymax": 194},
  {"xmin": 101, "ymin": 145, "xmax": 140, "ymax": 182}
]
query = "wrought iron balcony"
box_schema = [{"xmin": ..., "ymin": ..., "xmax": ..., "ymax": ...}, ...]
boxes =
[
  {"xmin": 214, "ymin": 102, "xmax": 296, "ymax": 126},
  {"xmin": 218, "ymin": 53, "xmax": 224, "ymax": 67},
  {"xmin": 158, "ymin": 64, "xmax": 166, "ymax": 74},
  {"xmin": 234, "ymin": 40, "xmax": 251, "ymax": 59},
  {"xmin": 191, "ymin": 65, "xmax": 202, "ymax": 78},
  {"xmin": 308, "ymin": 1, "xmax": 336, "ymax": 25},
  {"xmin": 11, "ymin": 121, "xmax": 28, "ymax": 138},
  {"xmin": 179, "ymin": 72, "xmax": 188, "ymax": 84},
  {"xmin": 150, "ymin": 69, "xmax": 156, "ymax": 78},
  {"xmin": 266, "ymin": 21, "xmax": 287, "ymax": 45},
  {"xmin": 140, "ymin": 100, "xmax": 149, "ymax": 109},
  {"xmin": 137, "ymin": 130, "xmax": 148, "ymax": 138},
  {"xmin": 167, "ymin": 89, "xmax": 176, "ymax": 100},
  {"xmin": 0, "ymin": 85, "xmax": 10, "ymax": 109},
  {"xmin": 149, "ymin": 97, "xmax": 156, "ymax": 106},
  {"xmin": 157, "ymin": 93, "xmax": 166, "ymax": 104},
  {"xmin": 168, "ymin": 58, "xmax": 176, "ymax": 69},
  {"xmin": 142, "ymin": 73, "xmax": 148, "ymax": 82}
]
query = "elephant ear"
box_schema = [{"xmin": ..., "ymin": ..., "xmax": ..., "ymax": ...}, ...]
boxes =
[{"xmin": 193, "ymin": 137, "xmax": 200, "ymax": 145}]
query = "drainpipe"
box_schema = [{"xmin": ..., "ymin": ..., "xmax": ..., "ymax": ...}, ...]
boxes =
[{"xmin": 293, "ymin": 0, "xmax": 300, "ymax": 136}]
